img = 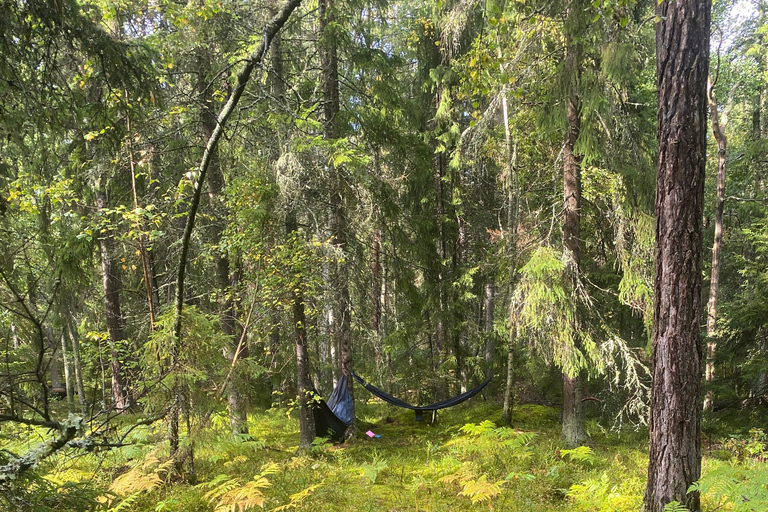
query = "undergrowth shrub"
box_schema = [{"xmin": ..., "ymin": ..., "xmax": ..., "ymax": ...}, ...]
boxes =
[
  {"xmin": 103, "ymin": 453, "xmax": 172, "ymax": 511},
  {"xmin": 672, "ymin": 429, "xmax": 768, "ymax": 512},
  {"xmin": 197, "ymin": 461, "xmax": 277, "ymax": 512},
  {"xmin": 566, "ymin": 471, "xmax": 642, "ymax": 512},
  {"xmin": 690, "ymin": 463, "xmax": 768, "ymax": 512}
]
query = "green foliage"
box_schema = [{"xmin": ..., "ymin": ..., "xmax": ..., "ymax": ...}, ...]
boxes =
[
  {"xmin": 360, "ymin": 454, "xmax": 388, "ymax": 484},
  {"xmin": 567, "ymin": 471, "xmax": 641, "ymax": 512},
  {"xmin": 515, "ymin": 246, "xmax": 600, "ymax": 377},
  {"xmin": 689, "ymin": 429, "xmax": 768, "ymax": 512},
  {"xmin": 689, "ymin": 463, "xmax": 768, "ymax": 512},
  {"xmin": 559, "ymin": 446, "xmax": 599, "ymax": 466},
  {"xmin": 272, "ymin": 483, "xmax": 324, "ymax": 512},
  {"xmin": 663, "ymin": 501, "xmax": 689, "ymax": 512},
  {"xmin": 310, "ymin": 437, "xmax": 333, "ymax": 454},
  {"xmin": 198, "ymin": 462, "xmax": 278, "ymax": 512}
]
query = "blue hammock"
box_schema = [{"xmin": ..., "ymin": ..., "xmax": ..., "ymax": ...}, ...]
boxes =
[
  {"xmin": 313, "ymin": 373, "xmax": 493, "ymax": 440},
  {"xmin": 352, "ymin": 372, "xmax": 492, "ymax": 421}
]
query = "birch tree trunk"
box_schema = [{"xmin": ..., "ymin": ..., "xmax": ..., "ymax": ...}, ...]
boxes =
[{"xmin": 67, "ymin": 322, "xmax": 87, "ymax": 415}]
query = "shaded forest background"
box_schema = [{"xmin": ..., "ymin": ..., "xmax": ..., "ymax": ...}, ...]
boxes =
[{"xmin": 1, "ymin": 0, "xmax": 768, "ymax": 510}]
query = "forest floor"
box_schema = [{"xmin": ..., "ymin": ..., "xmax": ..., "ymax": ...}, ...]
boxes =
[{"xmin": 3, "ymin": 398, "xmax": 768, "ymax": 511}]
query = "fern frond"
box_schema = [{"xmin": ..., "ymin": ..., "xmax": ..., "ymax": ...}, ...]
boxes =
[
  {"xmin": 204, "ymin": 473, "xmax": 271, "ymax": 512},
  {"xmin": 259, "ymin": 461, "xmax": 280, "ymax": 477},
  {"xmin": 459, "ymin": 420, "xmax": 497, "ymax": 437},
  {"xmin": 109, "ymin": 467, "xmax": 163, "ymax": 496},
  {"xmin": 107, "ymin": 491, "xmax": 142, "ymax": 512},
  {"xmin": 560, "ymin": 446, "xmax": 599, "ymax": 466},
  {"xmin": 458, "ymin": 474, "xmax": 505, "ymax": 503},
  {"xmin": 202, "ymin": 477, "xmax": 241, "ymax": 502},
  {"xmin": 272, "ymin": 483, "xmax": 322, "ymax": 511},
  {"xmin": 663, "ymin": 501, "xmax": 689, "ymax": 512}
]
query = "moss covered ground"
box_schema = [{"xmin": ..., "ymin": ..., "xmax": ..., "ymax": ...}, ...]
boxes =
[{"xmin": 3, "ymin": 400, "xmax": 768, "ymax": 511}]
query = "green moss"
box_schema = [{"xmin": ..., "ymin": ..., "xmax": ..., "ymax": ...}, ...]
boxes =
[{"xmin": 5, "ymin": 400, "xmax": 765, "ymax": 512}]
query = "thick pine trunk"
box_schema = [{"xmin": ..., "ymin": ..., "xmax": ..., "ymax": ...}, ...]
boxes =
[
  {"xmin": 561, "ymin": 1, "xmax": 589, "ymax": 447},
  {"xmin": 644, "ymin": 1, "xmax": 709, "ymax": 510},
  {"xmin": 97, "ymin": 188, "xmax": 129, "ymax": 413},
  {"xmin": 704, "ymin": 74, "xmax": 727, "ymax": 413}
]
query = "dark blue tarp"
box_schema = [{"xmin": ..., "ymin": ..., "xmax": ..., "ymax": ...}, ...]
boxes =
[
  {"xmin": 326, "ymin": 374, "xmax": 354, "ymax": 426},
  {"xmin": 313, "ymin": 398, "xmax": 348, "ymax": 442},
  {"xmin": 313, "ymin": 375, "xmax": 354, "ymax": 442}
]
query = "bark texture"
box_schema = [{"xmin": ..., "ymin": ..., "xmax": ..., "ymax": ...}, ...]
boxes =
[
  {"xmin": 561, "ymin": 0, "xmax": 589, "ymax": 448},
  {"xmin": 97, "ymin": 188, "xmax": 129, "ymax": 413},
  {"xmin": 320, "ymin": 0, "xmax": 354, "ymax": 422},
  {"xmin": 644, "ymin": 1, "xmax": 710, "ymax": 510},
  {"xmin": 287, "ymin": 212, "xmax": 316, "ymax": 450}
]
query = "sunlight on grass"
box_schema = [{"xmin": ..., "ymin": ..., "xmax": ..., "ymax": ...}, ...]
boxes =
[{"xmin": 4, "ymin": 402, "xmax": 767, "ymax": 511}]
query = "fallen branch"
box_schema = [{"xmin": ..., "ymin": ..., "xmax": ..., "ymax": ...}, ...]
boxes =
[
  {"xmin": 0, "ymin": 414, "xmax": 60, "ymax": 430},
  {"xmin": 0, "ymin": 416, "xmax": 81, "ymax": 484}
]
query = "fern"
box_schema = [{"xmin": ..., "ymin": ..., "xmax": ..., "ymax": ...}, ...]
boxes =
[
  {"xmin": 439, "ymin": 464, "xmax": 505, "ymax": 505},
  {"xmin": 567, "ymin": 471, "xmax": 640, "ymax": 512},
  {"xmin": 310, "ymin": 437, "xmax": 332, "ymax": 453},
  {"xmin": 663, "ymin": 501, "xmax": 689, "ymax": 512},
  {"xmin": 457, "ymin": 474, "xmax": 505, "ymax": 504},
  {"xmin": 202, "ymin": 477, "xmax": 242, "ymax": 503},
  {"xmin": 107, "ymin": 491, "xmax": 142, "ymax": 512},
  {"xmin": 459, "ymin": 420, "xmax": 497, "ymax": 437},
  {"xmin": 689, "ymin": 462, "xmax": 768, "ymax": 512},
  {"xmin": 360, "ymin": 456, "xmax": 388, "ymax": 484},
  {"xmin": 438, "ymin": 464, "xmax": 476, "ymax": 487},
  {"xmin": 272, "ymin": 483, "xmax": 322, "ymax": 511},
  {"xmin": 199, "ymin": 462, "xmax": 277, "ymax": 512},
  {"xmin": 102, "ymin": 453, "xmax": 170, "ymax": 510},
  {"xmin": 108, "ymin": 456, "xmax": 168, "ymax": 496},
  {"xmin": 456, "ymin": 422, "xmax": 536, "ymax": 458},
  {"xmin": 560, "ymin": 446, "xmax": 599, "ymax": 466}
]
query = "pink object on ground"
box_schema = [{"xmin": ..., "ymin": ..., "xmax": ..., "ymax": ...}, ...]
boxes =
[{"xmin": 365, "ymin": 430, "xmax": 376, "ymax": 438}]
